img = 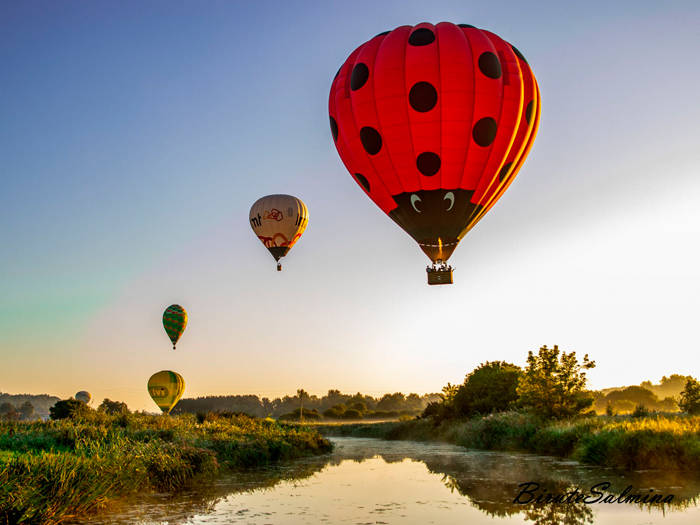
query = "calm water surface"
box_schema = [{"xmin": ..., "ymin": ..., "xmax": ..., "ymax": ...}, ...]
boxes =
[{"xmin": 72, "ymin": 437, "xmax": 700, "ymax": 524}]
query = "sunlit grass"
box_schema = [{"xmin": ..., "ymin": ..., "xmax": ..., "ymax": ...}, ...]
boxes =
[
  {"xmin": 0, "ymin": 412, "xmax": 331, "ymax": 525},
  {"xmin": 321, "ymin": 413, "xmax": 700, "ymax": 472}
]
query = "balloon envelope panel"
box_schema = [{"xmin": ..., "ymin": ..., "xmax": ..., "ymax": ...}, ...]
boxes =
[
  {"xmin": 249, "ymin": 194, "xmax": 309, "ymax": 262},
  {"xmin": 329, "ymin": 22, "xmax": 540, "ymax": 262},
  {"xmin": 147, "ymin": 370, "xmax": 185, "ymax": 414}
]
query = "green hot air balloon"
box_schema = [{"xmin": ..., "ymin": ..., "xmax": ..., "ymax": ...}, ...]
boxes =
[
  {"xmin": 147, "ymin": 370, "xmax": 185, "ymax": 414},
  {"xmin": 163, "ymin": 304, "xmax": 187, "ymax": 350}
]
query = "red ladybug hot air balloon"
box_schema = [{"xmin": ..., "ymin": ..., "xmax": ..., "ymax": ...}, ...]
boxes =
[{"xmin": 329, "ymin": 22, "xmax": 540, "ymax": 284}]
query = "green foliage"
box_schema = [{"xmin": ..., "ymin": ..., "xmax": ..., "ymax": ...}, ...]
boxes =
[
  {"xmin": 632, "ymin": 404, "xmax": 650, "ymax": 418},
  {"xmin": 173, "ymin": 390, "xmax": 440, "ymax": 417},
  {"xmin": 376, "ymin": 392, "xmax": 406, "ymax": 411},
  {"xmin": 322, "ymin": 404, "xmax": 346, "ymax": 418},
  {"xmin": 0, "ymin": 403, "xmax": 19, "ymax": 422},
  {"xmin": 440, "ymin": 383, "xmax": 459, "ymax": 404},
  {"xmin": 278, "ymin": 408, "xmax": 321, "ymax": 421},
  {"xmin": 341, "ymin": 409, "xmax": 362, "ymax": 419},
  {"xmin": 49, "ymin": 399, "xmax": 91, "ymax": 420},
  {"xmin": 18, "ymin": 402, "xmax": 34, "ymax": 421},
  {"xmin": 679, "ymin": 377, "xmax": 700, "ymax": 415},
  {"xmin": 349, "ymin": 402, "xmax": 366, "ymax": 412},
  {"xmin": 516, "ymin": 345, "xmax": 596, "ymax": 419},
  {"xmin": 98, "ymin": 398, "xmax": 130, "ymax": 416},
  {"xmin": 452, "ymin": 361, "xmax": 522, "ymax": 418},
  {"xmin": 0, "ymin": 412, "xmax": 331, "ymax": 524}
]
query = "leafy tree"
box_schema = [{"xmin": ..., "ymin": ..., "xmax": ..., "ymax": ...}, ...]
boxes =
[
  {"xmin": 297, "ymin": 389, "xmax": 308, "ymax": 422},
  {"xmin": 98, "ymin": 398, "xmax": 130, "ymax": 415},
  {"xmin": 605, "ymin": 401, "xmax": 614, "ymax": 416},
  {"xmin": 349, "ymin": 401, "xmax": 367, "ymax": 413},
  {"xmin": 49, "ymin": 399, "xmax": 89, "ymax": 420},
  {"xmin": 19, "ymin": 401, "xmax": 35, "ymax": 420},
  {"xmin": 376, "ymin": 392, "xmax": 406, "ymax": 411},
  {"xmin": 452, "ymin": 361, "xmax": 522, "ymax": 417},
  {"xmin": 679, "ymin": 377, "xmax": 700, "ymax": 415},
  {"xmin": 516, "ymin": 345, "xmax": 596, "ymax": 419},
  {"xmin": 441, "ymin": 383, "xmax": 459, "ymax": 404},
  {"xmin": 0, "ymin": 402, "xmax": 19, "ymax": 421}
]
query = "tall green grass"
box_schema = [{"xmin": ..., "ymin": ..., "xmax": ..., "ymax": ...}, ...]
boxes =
[
  {"xmin": 320, "ymin": 413, "xmax": 700, "ymax": 472},
  {"xmin": 0, "ymin": 412, "xmax": 331, "ymax": 525}
]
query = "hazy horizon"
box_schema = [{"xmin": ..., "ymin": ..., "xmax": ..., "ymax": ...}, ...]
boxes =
[{"xmin": 2, "ymin": 1, "xmax": 700, "ymax": 411}]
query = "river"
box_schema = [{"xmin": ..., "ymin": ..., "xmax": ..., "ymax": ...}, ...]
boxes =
[{"xmin": 70, "ymin": 437, "xmax": 700, "ymax": 524}]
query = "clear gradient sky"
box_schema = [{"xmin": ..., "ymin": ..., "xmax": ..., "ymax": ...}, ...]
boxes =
[{"xmin": 2, "ymin": 1, "xmax": 699, "ymax": 410}]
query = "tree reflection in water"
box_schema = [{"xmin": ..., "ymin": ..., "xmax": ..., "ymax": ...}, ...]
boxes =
[{"xmin": 68, "ymin": 438, "xmax": 699, "ymax": 525}]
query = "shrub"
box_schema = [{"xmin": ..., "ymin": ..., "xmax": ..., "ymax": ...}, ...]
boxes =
[
  {"xmin": 49, "ymin": 399, "xmax": 91, "ymax": 420},
  {"xmin": 632, "ymin": 404, "xmax": 650, "ymax": 418},
  {"xmin": 322, "ymin": 405, "xmax": 346, "ymax": 418},
  {"xmin": 340, "ymin": 409, "xmax": 362, "ymax": 420}
]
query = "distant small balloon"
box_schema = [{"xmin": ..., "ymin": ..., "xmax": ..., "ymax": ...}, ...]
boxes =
[
  {"xmin": 249, "ymin": 194, "xmax": 308, "ymax": 271},
  {"xmin": 163, "ymin": 304, "xmax": 187, "ymax": 350},
  {"xmin": 147, "ymin": 370, "xmax": 185, "ymax": 415},
  {"xmin": 75, "ymin": 391, "xmax": 91, "ymax": 404}
]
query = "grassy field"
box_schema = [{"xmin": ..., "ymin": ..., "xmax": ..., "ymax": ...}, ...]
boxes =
[
  {"xmin": 318, "ymin": 412, "xmax": 700, "ymax": 472},
  {"xmin": 0, "ymin": 412, "xmax": 331, "ymax": 525}
]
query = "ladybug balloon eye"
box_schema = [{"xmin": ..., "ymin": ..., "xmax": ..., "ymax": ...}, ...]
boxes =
[
  {"xmin": 444, "ymin": 192, "xmax": 455, "ymax": 211},
  {"xmin": 410, "ymin": 194, "xmax": 422, "ymax": 213}
]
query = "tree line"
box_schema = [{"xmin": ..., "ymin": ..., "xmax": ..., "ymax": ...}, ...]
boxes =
[{"xmin": 171, "ymin": 390, "xmax": 442, "ymax": 419}]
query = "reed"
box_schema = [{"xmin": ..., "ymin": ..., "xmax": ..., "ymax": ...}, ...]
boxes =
[
  {"xmin": 0, "ymin": 412, "xmax": 331, "ymax": 525},
  {"xmin": 319, "ymin": 413, "xmax": 700, "ymax": 472}
]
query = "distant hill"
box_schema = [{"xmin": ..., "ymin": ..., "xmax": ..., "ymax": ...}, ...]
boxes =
[
  {"xmin": 593, "ymin": 375, "xmax": 694, "ymax": 414},
  {"xmin": 0, "ymin": 393, "xmax": 61, "ymax": 418},
  {"xmin": 599, "ymin": 374, "xmax": 691, "ymax": 399}
]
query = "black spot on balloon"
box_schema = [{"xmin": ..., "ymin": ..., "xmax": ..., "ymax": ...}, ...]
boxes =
[
  {"xmin": 472, "ymin": 117, "xmax": 497, "ymax": 147},
  {"xmin": 416, "ymin": 152, "xmax": 441, "ymax": 176},
  {"xmin": 408, "ymin": 82, "xmax": 438, "ymax": 112},
  {"xmin": 511, "ymin": 44, "xmax": 527, "ymax": 63},
  {"xmin": 330, "ymin": 116, "xmax": 338, "ymax": 142},
  {"xmin": 525, "ymin": 100, "xmax": 534, "ymax": 125},
  {"xmin": 458, "ymin": 24, "xmax": 476, "ymax": 28},
  {"xmin": 498, "ymin": 162, "xmax": 513, "ymax": 182},
  {"xmin": 351, "ymin": 63, "xmax": 369, "ymax": 91},
  {"xmin": 355, "ymin": 173, "xmax": 370, "ymax": 192},
  {"xmin": 360, "ymin": 127, "xmax": 382, "ymax": 155},
  {"xmin": 408, "ymin": 28, "xmax": 435, "ymax": 46},
  {"xmin": 478, "ymin": 52, "xmax": 502, "ymax": 79},
  {"xmin": 375, "ymin": 31, "xmax": 390, "ymax": 38}
]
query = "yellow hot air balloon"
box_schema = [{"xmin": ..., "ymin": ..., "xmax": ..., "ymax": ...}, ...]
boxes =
[
  {"xmin": 147, "ymin": 370, "xmax": 185, "ymax": 414},
  {"xmin": 249, "ymin": 194, "xmax": 308, "ymax": 271}
]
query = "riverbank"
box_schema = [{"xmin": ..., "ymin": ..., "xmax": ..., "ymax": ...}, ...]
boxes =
[
  {"xmin": 0, "ymin": 413, "xmax": 331, "ymax": 525},
  {"xmin": 317, "ymin": 412, "xmax": 700, "ymax": 472}
]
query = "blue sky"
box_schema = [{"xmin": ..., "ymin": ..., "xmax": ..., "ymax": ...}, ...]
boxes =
[{"xmin": 2, "ymin": 1, "xmax": 699, "ymax": 409}]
